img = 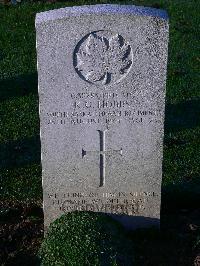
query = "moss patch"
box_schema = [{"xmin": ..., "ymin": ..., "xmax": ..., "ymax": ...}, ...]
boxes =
[{"xmin": 39, "ymin": 211, "xmax": 134, "ymax": 266}]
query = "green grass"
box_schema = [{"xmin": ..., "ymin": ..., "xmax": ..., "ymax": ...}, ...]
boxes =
[{"xmin": 0, "ymin": 0, "xmax": 200, "ymax": 204}]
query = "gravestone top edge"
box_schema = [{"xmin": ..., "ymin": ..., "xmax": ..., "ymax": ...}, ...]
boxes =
[{"xmin": 35, "ymin": 4, "xmax": 168, "ymax": 25}]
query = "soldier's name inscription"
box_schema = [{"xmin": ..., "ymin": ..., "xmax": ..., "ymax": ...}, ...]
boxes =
[{"xmin": 46, "ymin": 89, "xmax": 162, "ymax": 126}]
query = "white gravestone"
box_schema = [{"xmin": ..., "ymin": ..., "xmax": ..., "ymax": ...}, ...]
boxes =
[{"xmin": 35, "ymin": 4, "xmax": 169, "ymax": 231}]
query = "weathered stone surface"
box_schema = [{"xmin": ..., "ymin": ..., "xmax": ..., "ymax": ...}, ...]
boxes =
[{"xmin": 35, "ymin": 4, "xmax": 169, "ymax": 231}]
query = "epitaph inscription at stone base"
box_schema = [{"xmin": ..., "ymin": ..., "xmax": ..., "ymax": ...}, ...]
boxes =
[{"xmin": 35, "ymin": 4, "xmax": 169, "ymax": 231}]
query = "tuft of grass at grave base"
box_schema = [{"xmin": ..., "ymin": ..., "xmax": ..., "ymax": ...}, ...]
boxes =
[
  {"xmin": 39, "ymin": 211, "xmax": 134, "ymax": 266},
  {"xmin": 0, "ymin": 0, "xmax": 199, "ymax": 206}
]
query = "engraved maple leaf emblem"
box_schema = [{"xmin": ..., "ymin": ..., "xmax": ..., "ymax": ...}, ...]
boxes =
[{"xmin": 75, "ymin": 32, "xmax": 132, "ymax": 85}]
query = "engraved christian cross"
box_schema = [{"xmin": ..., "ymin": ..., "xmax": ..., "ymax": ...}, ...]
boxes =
[{"xmin": 82, "ymin": 130, "xmax": 123, "ymax": 187}]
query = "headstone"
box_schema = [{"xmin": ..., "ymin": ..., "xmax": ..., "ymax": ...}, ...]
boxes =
[{"xmin": 35, "ymin": 4, "xmax": 169, "ymax": 232}]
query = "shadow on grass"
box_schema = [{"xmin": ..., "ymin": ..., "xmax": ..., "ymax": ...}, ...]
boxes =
[
  {"xmin": 162, "ymin": 181, "xmax": 200, "ymax": 212},
  {"xmin": 0, "ymin": 72, "xmax": 38, "ymax": 102},
  {"xmin": 0, "ymin": 135, "xmax": 41, "ymax": 170},
  {"xmin": 165, "ymin": 99, "xmax": 200, "ymax": 133},
  {"xmin": 5, "ymin": 254, "xmax": 41, "ymax": 266}
]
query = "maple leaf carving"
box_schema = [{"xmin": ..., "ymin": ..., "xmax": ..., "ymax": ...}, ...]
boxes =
[{"xmin": 74, "ymin": 32, "xmax": 132, "ymax": 85}]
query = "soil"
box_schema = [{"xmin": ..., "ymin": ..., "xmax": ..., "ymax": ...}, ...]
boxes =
[{"xmin": 0, "ymin": 201, "xmax": 43, "ymax": 266}]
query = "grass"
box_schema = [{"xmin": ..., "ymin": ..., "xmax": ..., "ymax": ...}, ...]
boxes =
[{"xmin": 0, "ymin": 0, "xmax": 200, "ymax": 206}]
